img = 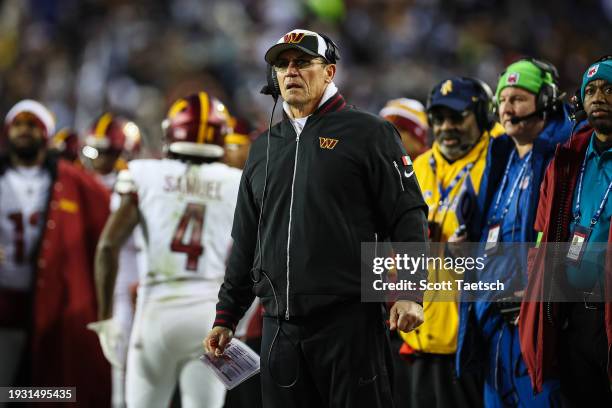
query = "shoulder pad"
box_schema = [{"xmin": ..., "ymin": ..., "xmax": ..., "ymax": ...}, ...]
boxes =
[{"xmin": 114, "ymin": 169, "xmax": 136, "ymax": 194}]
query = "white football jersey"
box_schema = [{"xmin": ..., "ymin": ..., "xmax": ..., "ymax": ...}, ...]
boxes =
[
  {"xmin": 124, "ymin": 159, "xmax": 241, "ymax": 300},
  {"xmin": 0, "ymin": 167, "xmax": 51, "ymax": 290}
]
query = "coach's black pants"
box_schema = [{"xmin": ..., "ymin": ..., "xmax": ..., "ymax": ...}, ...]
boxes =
[{"xmin": 260, "ymin": 302, "xmax": 394, "ymax": 408}]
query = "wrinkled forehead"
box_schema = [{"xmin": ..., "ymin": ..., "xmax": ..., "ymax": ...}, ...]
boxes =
[{"xmin": 499, "ymin": 86, "xmax": 535, "ymax": 99}]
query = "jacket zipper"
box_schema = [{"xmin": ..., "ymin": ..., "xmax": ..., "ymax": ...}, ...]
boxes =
[
  {"xmin": 393, "ymin": 161, "xmax": 405, "ymax": 191},
  {"xmin": 285, "ymin": 133, "xmax": 301, "ymax": 320}
]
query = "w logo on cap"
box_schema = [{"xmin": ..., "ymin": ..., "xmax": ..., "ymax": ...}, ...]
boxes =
[
  {"xmin": 588, "ymin": 64, "xmax": 599, "ymax": 78},
  {"xmin": 284, "ymin": 33, "xmax": 305, "ymax": 44}
]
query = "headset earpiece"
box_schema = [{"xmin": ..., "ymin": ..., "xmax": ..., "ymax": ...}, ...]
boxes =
[
  {"xmin": 261, "ymin": 64, "xmax": 281, "ymax": 100},
  {"xmin": 318, "ymin": 32, "xmax": 340, "ymax": 64},
  {"xmin": 518, "ymin": 58, "xmax": 560, "ymax": 114},
  {"xmin": 470, "ymin": 77, "xmax": 495, "ymax": 132}
]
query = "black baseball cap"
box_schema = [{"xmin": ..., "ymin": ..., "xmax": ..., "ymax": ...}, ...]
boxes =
[
  {"xmin": 264, "ymin": 29, "xmax": 330, "ymax": 64},
  {"xmin": 428, "ymin": 77, "xmax": 482, "ymax": 112}
]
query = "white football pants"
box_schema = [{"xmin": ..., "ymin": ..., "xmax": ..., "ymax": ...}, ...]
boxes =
[{"xmin": 126, "ymin": 297, "xmax": 225, "ymax": 408}]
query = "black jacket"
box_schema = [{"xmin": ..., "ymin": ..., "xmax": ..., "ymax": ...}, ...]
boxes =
[{"xmin": 215, "ymin": 93, "xmax": 428, "ymax": 330}]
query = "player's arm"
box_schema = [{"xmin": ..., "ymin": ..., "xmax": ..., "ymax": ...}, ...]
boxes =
[{"xmin": 95, "ymin": 193, "xmax": 139, "ymax": 320}]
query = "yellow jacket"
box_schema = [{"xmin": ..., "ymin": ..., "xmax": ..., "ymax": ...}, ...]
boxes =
[{"xmin": 400, "ymin": 131, "xmax": 492, "ymax": 354}]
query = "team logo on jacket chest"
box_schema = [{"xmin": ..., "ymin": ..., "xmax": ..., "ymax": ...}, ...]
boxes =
[{"xmin": 319, "ymin": 137, "xmax": 339, "ymax": 150}]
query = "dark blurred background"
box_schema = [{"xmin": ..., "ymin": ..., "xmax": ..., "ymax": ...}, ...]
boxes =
[{"xmin": 0, "ymin": 0, "xmax": 610, "ymax": 152}]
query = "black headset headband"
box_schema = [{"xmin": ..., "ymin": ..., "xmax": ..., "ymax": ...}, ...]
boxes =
[{"xmin": 318, "ymin": 32, "xmax": 340, "ymax": 64}]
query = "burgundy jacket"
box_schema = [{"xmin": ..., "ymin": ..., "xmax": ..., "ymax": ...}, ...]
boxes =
[
  {"xmin": 0, "ymin": 155, "xmax": 111, "ymax": 406},
  {"xmin": 519, "ymin": 124, "xmax": 612, "ymax": 392}
]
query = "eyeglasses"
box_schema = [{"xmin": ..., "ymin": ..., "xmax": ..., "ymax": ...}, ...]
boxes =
[
  {"xmin": 430, "ymin": 110, "xmax": 470, "ymax": 126},
  {"xmin": 273, "ymin": 58, "xmax": 326, "ymax": 73}
]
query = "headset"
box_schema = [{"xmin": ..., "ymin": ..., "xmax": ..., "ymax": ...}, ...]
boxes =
[
  {"xmin": 426, "ymin": 76, "xmax": 496, "ymax": 132},
  {"xmin": 496, "ymin": 57, "xmax": 561, "ymax": 124},
  {"xmin": 319, "ymin": 32, "xmax": 341, "ymax": 65},
  {"xmin": 261, "ymin": 32, "xmax": 340, "ymax": 100},
  {"xmin": 571, "ymin": 54, "xmax": 612, "ymax": 121},
  {"xmin": 528, "ymin": 57, "xmax": 560, "ymax": 113}
]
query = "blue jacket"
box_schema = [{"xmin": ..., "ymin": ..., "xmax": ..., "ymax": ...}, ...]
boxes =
[{"xmin": 457, "ymin": 107, "xmax": 573, "ymax": 376}]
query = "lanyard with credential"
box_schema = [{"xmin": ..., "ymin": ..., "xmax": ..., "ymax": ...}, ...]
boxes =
[
  {"xmin": 488, "ymin": 150, "xmax": 533, "ymax": 226},
  {"xmin": 429, "ymin": 155, "xmax": 473, "ymax": 205},
  {"xmin": 573, "ymin": 150, "xmax": 612, "ymax": 227}
]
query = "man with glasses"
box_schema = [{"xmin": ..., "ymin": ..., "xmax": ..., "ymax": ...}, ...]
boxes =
[
  {"xmin": 398, "ymin": 77, "xmax": 500, "ymax": 408},
  {"xmin": 456, "ymin": 59, "xmax": 573, "ymax": 407},
  {"xmin": 204, "ymin": 29, "xmax": 428, "ymax": 408},
  {"xmin": 520, "ymin": 56, "xmax": 612, "ymax": 406}
]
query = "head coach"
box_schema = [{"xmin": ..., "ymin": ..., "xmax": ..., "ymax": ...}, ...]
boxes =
[{"xmin": 204, "ymin": 29, "xmax": 428, "ymax": 407}]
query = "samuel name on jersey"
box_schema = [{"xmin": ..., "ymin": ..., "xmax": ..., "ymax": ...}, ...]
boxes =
[
  {"xmin": 163, "ymin": 172, "xmax": 223, "ymax": 201},
  {"xmin": 116, "ymin": 158, "xmax": 241, "ymax": 301}
]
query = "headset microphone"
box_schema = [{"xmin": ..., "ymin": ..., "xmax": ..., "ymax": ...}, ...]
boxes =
[
  {"xmin": 509, "ymin": 109, "xmax": 543, "ymax": 125},
  {"xmin": 260, "ymin": 84, "xmax": 278, "ymax": 99}
]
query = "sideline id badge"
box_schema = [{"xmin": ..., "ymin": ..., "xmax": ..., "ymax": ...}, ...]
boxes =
[
  {"xmin": 566, "ymin": 225, "xmax": 592, "ymax": 265},
  {"xmin": 485, "ymin": 224, "xmax": 500, "ymax": 253}
]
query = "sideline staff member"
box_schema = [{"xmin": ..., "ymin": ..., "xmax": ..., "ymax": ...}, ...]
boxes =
[
  {"xmin": 520, "ymin": 56, "xmax": 612, "ymax": 406},
  {"xmin": 458, "ymin": 58, "xmax": 572, "ymax": 407},
  {"xmin": 204, "ymin": 29, "xmax": 428, "ymax": 408},
  {"xmin": 401, "ymin": 77, "xmax": 498, "ymax": 408}
]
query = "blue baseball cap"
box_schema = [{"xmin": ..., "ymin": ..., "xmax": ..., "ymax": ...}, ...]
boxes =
[{"xmin": 427, "ymin": 77, "xmax": 483, "ymax": 113}]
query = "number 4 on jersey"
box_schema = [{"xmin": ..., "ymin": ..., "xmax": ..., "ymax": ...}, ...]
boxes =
[{"xmin": 170, "ymin": 203, "xmax": 206, "ymax": 271}]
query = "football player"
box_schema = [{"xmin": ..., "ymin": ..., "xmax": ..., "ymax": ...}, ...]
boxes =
[
  {"xmin": 49, "ymin": 127, "xmax": 82, "ymax": 164},
  {"xmin": 82, "ymin": 113, "xmax": 142, "ymax": 189},
  {"xmin": 0, "ymin": 100, "xmax": 111, "ymax": 404},
  {"xmin": 83, "ymin": 113, "xmax": 144, "ymax": 408},
  {"xmin": 92, "ymin": 92, "xmax": 241, "ymax": 408}
]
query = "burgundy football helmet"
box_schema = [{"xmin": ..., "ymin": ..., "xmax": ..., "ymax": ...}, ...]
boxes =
[
  {"xmin": 83, "ymin": 113, "xmax": 141, "ymax": 160},
  {"xmin": 162, "ymin": 91, "xmax": 230, "ymax": 159},
  {"xmin": 50, "ymin": 127, "xmax": 81, "ymax": 162}
]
